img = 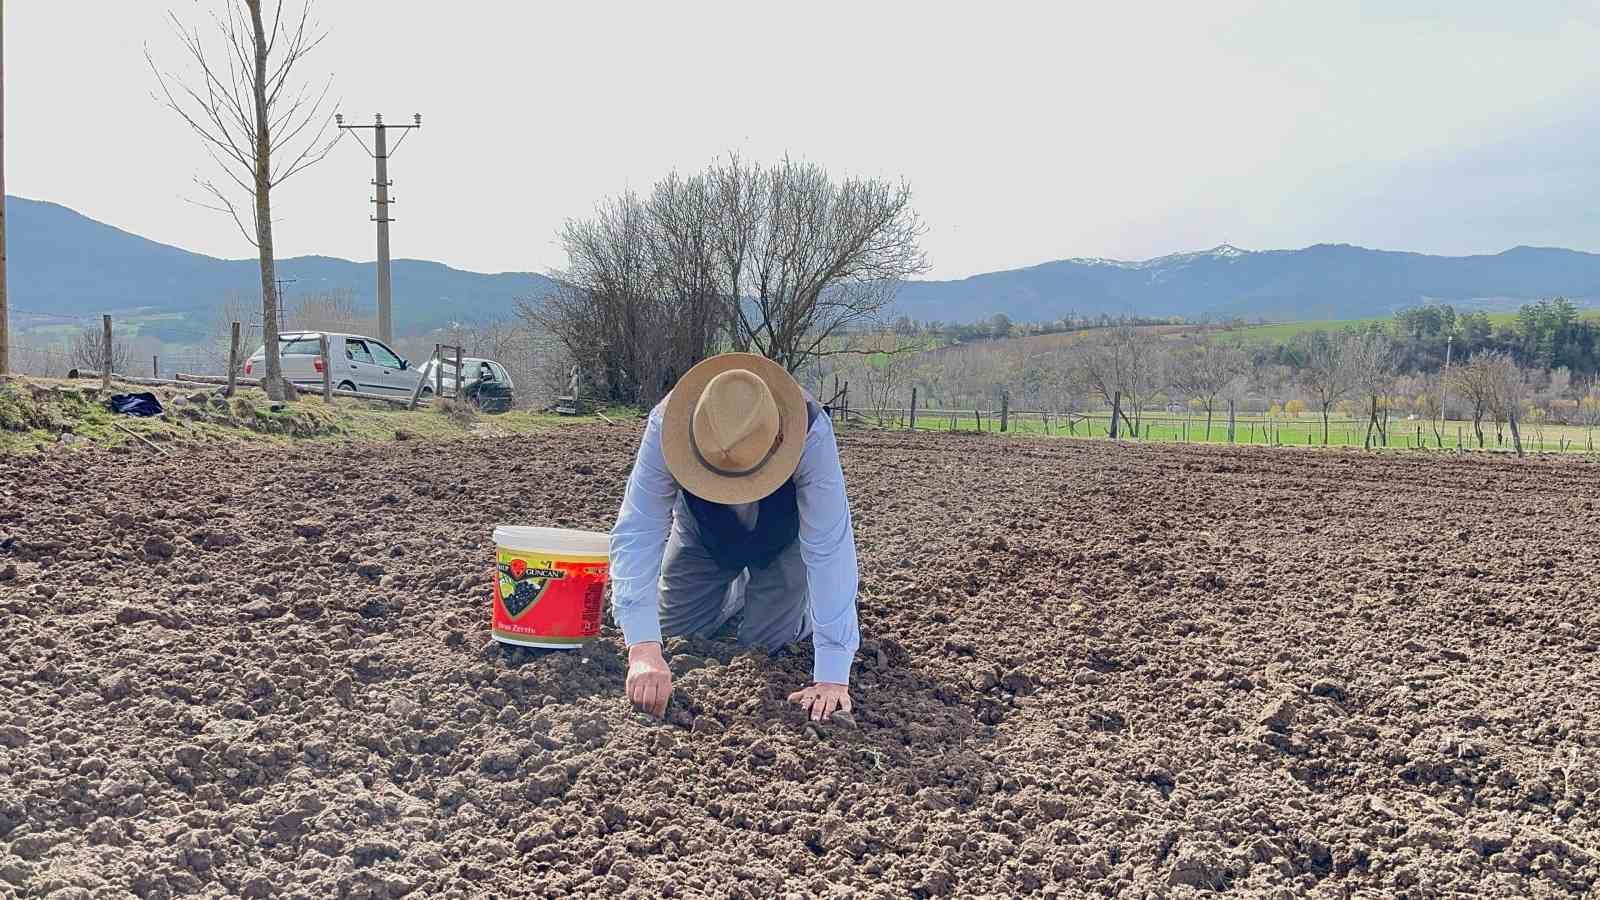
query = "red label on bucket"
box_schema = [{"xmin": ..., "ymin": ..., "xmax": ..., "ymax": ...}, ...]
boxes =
[{"xmin": 493, "ymin": 549, "xmax": 608, "ymax": 647}]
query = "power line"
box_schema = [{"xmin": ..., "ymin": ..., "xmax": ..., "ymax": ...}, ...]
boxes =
[
  {"xmin": 0, "ymin": 0, "xmax": 9, "ymax": 375},
  {"xmin": 275, "ymin": 276, "xmax": 297, "ymax": 333},
  {"xmin": 336, "ymin": 112, "xmax": 422, "ymax": 346},
  {"xmin": 9, "ymin": 307, "xmax": 94, "ymax": 321}
]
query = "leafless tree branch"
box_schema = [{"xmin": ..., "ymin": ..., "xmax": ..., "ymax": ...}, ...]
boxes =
[{"xmin": 148, "ymin": 0, "xmax": 339, "ymax": 402}]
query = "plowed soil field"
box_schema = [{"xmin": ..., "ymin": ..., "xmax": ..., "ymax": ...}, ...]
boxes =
[{"xmin": 2, "ymin": 428, "xmax": 1598, "ymax": 898}]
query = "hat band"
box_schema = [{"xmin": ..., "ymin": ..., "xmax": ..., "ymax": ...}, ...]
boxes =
[{"xmin": 690, "ymin": 427, "xmax": 784, "ymax": 479}]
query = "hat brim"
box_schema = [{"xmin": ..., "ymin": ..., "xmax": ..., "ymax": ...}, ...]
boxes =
[{"xmin": 661, "ymin": 353, "xmax": 808, "ymax": 505}]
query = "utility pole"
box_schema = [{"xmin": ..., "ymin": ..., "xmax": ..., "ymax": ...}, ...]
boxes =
[
  {"xmin": 1439, "ymin": 334, "xmax": 1453, "ymax": 445},
  {"xmin": 275, "ymin": 276, "xmax": 297, "ymax": 333},
  {"xmin": 0, "ymin": 0, "xmax": 9, "ymax": 376},
  {"xmin": 336, "ymin": 112, "xmax": 421, "ymax": 344}
]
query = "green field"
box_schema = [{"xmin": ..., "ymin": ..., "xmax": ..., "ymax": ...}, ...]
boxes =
[
  {"xmin": 1224, "ymin": 318, "xmax": 1385, "ymax": 344},
  {"xmin": 861, "ymin": 410, "xmax": 1600, "ymax": 454}
]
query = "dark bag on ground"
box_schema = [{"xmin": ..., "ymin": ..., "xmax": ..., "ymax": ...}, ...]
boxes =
[{"xmin": 108, "ymin": 393, "xmax": 164, "ymax": 417}]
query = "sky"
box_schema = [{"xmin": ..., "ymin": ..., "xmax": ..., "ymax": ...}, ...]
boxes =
[{"xmin": 9, "ymin": 1, "xmax": 1600, "ymax": 280}]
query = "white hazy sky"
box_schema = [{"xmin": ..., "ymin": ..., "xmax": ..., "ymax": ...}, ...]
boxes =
[{"xmin": 10, "ymin": 1, "xmax": 1600, "ymax": 279}]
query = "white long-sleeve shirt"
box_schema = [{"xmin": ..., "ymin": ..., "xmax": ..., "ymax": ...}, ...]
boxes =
[{"xmin": 610, "ymin": 401, "xmax": 861, "ymax": 684}]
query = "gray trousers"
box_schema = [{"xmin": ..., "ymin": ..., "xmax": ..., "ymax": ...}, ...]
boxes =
[{"xmin": 658, "ymin": 493, "xmax": 810, "ymax": 651}]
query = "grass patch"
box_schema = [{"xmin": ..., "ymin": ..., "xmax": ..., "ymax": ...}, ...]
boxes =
[
  {"xmin": 0, "ymin": 376, "xmax": 629, "ymax": 456},
  {"xmin": 1223, "ymin": 318, "xmax": 1387, "ymax": 344}
]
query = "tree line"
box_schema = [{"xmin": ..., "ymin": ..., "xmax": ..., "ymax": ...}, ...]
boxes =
[
  {"xmin": 814, "ymin": 300, "xmax": 1600, "ymax": 455},
  {"xmin": 1246, "ymin": 298, "xmax": 1600, "ymax": 376}
]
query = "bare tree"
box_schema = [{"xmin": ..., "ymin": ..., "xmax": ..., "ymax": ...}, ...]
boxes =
[
  {"xmin": 71, "ymin": 325, "xmax": 131, "ymax": 375},
  {"xmin": 148, "ymin": 1, "xmax": 339, "ymax": 401},
  {"xmin": 1577, "ymin": 384, "xmax": 1600, "ymax": 449},
  {"xmin": 1343, "ymin": 330, "xmax": 1398, "ymax": 449},
  {"xmin": 1168, "ymin": 336, "xmax": 1247, "ymax": 441},
  {"xmin": 529, "ymin": 157, "xmax": 924, "ymax": 406},
  {"xmin": 200, "ymin": 291, "xmax": 259, "ymax": 375},
  {"xmin": 708, "ymin": 156, "xmax": 927, "ymax": 373},
  {"xmin": 521, "ymin": 178, "xmax": 723, "ymax": 408},
  {"xmin": 1448, "ymin": 353, "xmax": 1499, "ymax": 448},
  {"xmin": 1037, "ymin": 348, "xmax": 1087, "ymax": 431},
  {"xmin": 1291, "ymin": 331, "xmax": 1356, "ymax": 445},
  {"xmin": 855, "ymin": 344, "xmax": 908, "ymax": 426},
  {"xmin": 1481, "ymin": 352, "xmax": 1528, "ymax": 456},
  {"xmin": 289, "ymin": 288, "xmax": 370, "ymax": 333},
  {"xmin": 1076, "ymin": 322, "xmax": 1162, "ymax": 435}
]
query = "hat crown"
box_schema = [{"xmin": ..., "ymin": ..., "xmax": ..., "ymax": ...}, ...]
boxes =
[{"xmin": 691, "ymin": 369, "xmax": 780, "ymax": 474}]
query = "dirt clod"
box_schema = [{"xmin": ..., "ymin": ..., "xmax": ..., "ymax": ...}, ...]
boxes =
[
  {"xmin": 1258, "ymin": 695, "xmax": 1298, "ymax": 732},
  {"xmin": 1310, "ymin": 677, "xmax": 1347, "ymax": 700},
  {"xmin": 97, "ymin": 673, "xmax": 134, "ymax": 701}
]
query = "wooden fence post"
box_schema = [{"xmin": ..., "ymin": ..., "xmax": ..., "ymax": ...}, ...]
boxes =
[
  {"xmin": 454, "ymin": 345, "xmax": 464, "ymax": 399},
  {"xmin": 319, "ymin": 333, "xmax": 333, "ymax": 402},
  {"xmin": 152, "ymin": 355, "xmax": 159, "ymax": 378},
  {"xmin": 226, "ymin": 322, "xmax": 241, "ymax": 397},
  {"xmin": 100, "ymin": 315, "xmax": 113, "ymax": 390},
  {"xmin": 435, "ymin": 344, "xmax": 444, "ymax": 399},
  {"xmin": 1000, "ymin": 392, "xmax": 1009, "ymax": 433},
  {"xmin": 1227, "ymin": 400, "xmax": 1236, "ymax": 443},
  {"xmin": 1109, "ymin": 392, "xmax": 1121, "ymax": 439},
  {"xmin": 910, "ymin": 387, "xmax": 918, "ymax": 431}
]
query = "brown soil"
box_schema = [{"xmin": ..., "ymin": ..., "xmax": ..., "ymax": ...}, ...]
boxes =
[{"xmin": 1, "ymin": 429, "xmax": 1598, "ymax": 898}]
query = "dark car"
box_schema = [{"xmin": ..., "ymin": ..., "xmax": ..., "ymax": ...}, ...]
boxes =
[{"xmin": 417, "ymin": 357, "xmax": 516, "ymax": 412}]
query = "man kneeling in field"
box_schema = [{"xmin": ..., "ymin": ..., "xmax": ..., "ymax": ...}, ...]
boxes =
[{"xmin": 610, "ymin": 353, "xmax": 860, "ymax": 722}]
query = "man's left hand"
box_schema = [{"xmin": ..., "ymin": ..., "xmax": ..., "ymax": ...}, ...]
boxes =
[{"xmin": 788, "ymin": 682, "xmax": 852, "ymax": 722}]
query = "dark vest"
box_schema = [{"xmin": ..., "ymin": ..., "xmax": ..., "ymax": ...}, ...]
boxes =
[{"xmin": 684, "ymin": 399, "xmax": 820, "ymax": 571}]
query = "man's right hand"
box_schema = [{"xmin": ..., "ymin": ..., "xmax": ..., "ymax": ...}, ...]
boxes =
[{"xmin": 625, "ymin": 642, "xmax": 673, "ymax": 718}]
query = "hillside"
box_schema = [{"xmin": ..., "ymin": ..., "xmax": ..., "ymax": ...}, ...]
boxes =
[
  {"xmin": 9, "ymin": 196, "xmax": 1600, "ymax": 337},
  {"xmin": 5, "ymin": 196, "xmax": 557, "ymax": 338},
  {"xmin": 892, "ymin": 243, "xmax": 1600, "ymax": 323}
]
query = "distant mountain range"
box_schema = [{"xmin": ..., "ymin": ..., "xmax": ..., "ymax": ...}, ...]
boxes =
[
  {"xmin": 8, "ymin": 195, "xmax": 1599, "ymax": 341},
  {"xmin": 5, "ymin": 196, "xmax": 556, "ymax": 340},
  {"xmin": 892, "ymin": 243, "xmax": 1600, "ymax": 324}
]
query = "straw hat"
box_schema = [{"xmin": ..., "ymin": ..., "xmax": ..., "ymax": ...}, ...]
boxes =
[{"xmin": 661, "ymin": 353, "xmax": 808, "ymax": 504}]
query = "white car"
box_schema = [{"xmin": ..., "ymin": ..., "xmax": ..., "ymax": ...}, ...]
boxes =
[{"xmin": 244, "ymin": 331, "xmax": 419, "ymax": 396}]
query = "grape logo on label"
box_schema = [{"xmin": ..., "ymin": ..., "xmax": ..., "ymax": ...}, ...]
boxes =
[{"xmin": 496, "ymin": 559, "xmax": 567, "ymax": 619}]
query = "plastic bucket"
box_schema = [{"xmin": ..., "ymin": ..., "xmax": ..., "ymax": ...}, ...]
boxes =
[{"xmin": 491, "ymin": 525, "xmax": 610, "ymax": 648}]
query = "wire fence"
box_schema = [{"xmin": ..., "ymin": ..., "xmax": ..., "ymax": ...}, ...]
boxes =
[
  {"xmin": 7, "ymin": 341, "xmax": 217, "ymax": 381},
  {"xmin": 857, "ymin": 405, "xmax": 1600, "ymax": 455}
]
